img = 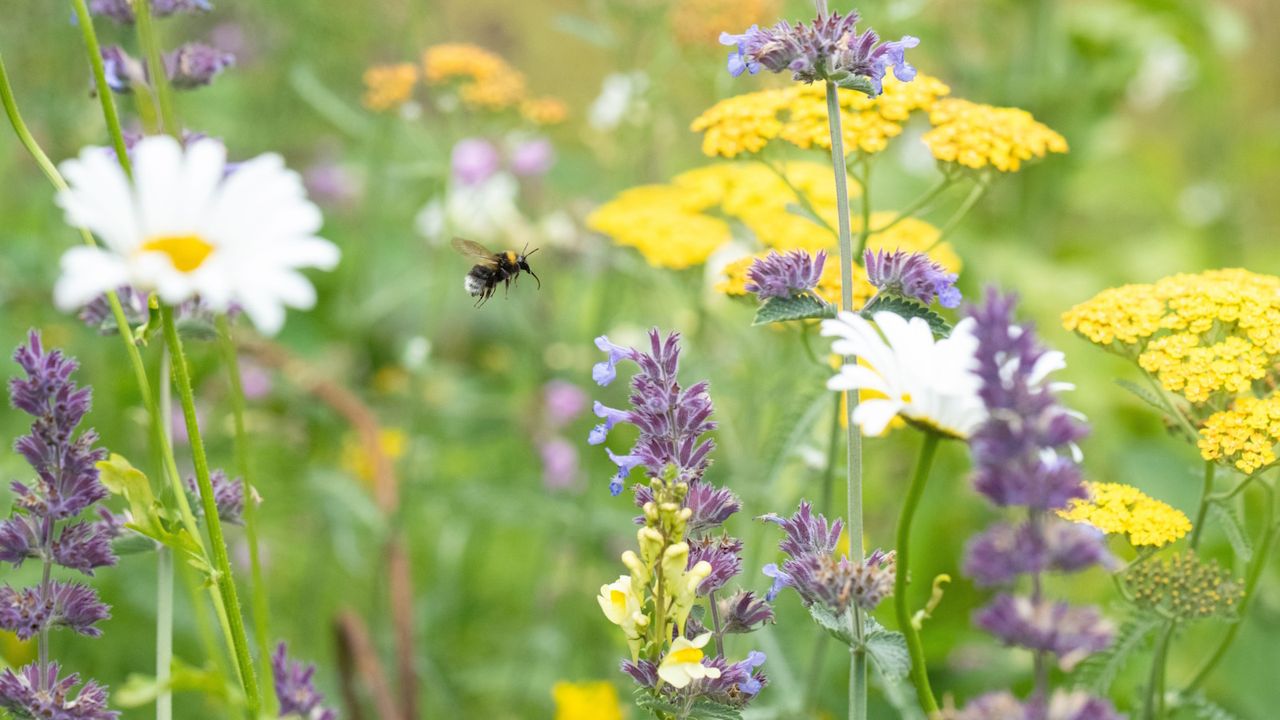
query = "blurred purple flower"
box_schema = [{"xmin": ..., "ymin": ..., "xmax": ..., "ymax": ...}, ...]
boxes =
[
  {"xmin": 717, "ymin": 590, "xmax": 774, "ymax": 634},
  {"xmin": 89, "ymin": 0, "xmax": 210, "ymax": 24},
  {"xmin": 0, "ymin": 662, "xmax": 116, "ymax": 720},
  {"xmin": 166, "ymin": 43, "xmax": 235, "ymax": 90},
  {"xmin": 539, "ymin": 438, "xmax": 580, "ymax": 491},
  {"xmin": 303, "ymin": 158, "xmax": 360, "ymax": 209},
  {"xmin": 238, "ymin": 357, "xmax": 273, "ymax": 400},
  {"xmin": 745, "ymin": 250, "xmax": 826, "ymax": 300},
  {"xmin": 864, "ymin": 249, "xmax": 960, "ymax": 308},
  {"xmin": 973, "ymin": 594, "xmax": 1113, "ymax": 670},
  {"xmin": 186, "ymin": 470, "xmax": 247, "ymax": 525},
  {"xmin": 543, "ymin": 379, "xmax": 588, "ymax": 428},
  {"xmin": 510, "ymin": 137, "xmax": 556, "ymax": 177},
  {"xmin": 272, "ymin": 643, "xmax": 337, "ymax": 720},
  {"xmin": 451, "ymin": 138, "xmax": 502, "ymax": 186},
  {"xmin": 964, "ymin": 520, "xmax": 1112, "ymax": 587}
]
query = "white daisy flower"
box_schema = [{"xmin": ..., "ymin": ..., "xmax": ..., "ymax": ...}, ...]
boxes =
[
  {"xmin": 657, "ymin": 632, "xmax": 721, "ymax": 689},
  {"xmin": 821, "ymin": 310, "xmax": 986, "ymax": 439},
  {"xmin": 53, "ymin": 135, "xmax": 339, "ymax": 335}
]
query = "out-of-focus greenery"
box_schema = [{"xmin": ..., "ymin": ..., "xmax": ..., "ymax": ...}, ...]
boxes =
[{"xmin": 0, "ymin": 0, "xmax": 1277, "ymax": 717}]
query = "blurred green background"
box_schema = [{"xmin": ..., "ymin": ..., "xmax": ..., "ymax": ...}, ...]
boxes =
[{"xmin": 0, "ymin": 0, "xmax": 1277, "ymax": 717}]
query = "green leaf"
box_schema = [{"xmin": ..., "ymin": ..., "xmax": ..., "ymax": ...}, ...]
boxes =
[
  {"xmin": 861, "ymin": 294, "xmax": 951, "ymax": 336},
  {"xmin": 634, "ymin": 688, "xmax": 682, "ymax": 715},
  {"xmin": 753, "ymin": 294, "xmax": 834, "ymax": 325},
  {"xmin": 688, "ymin": 700, "xmax": 744, "ymax": 720},
  {"xmin": 97, "ymin": 454, "xmax": 208, "ymax": 571},
  {"xmin": 1115, "ymin": 378, "xmax": 1170, "ymax": 415},
  {"xmin": 806, "ymin": 603, "xmax": 856, "ymax": 646},
  {"xmin": 863, "ymin": 617, "xmax": 911, "ymax": 680},
  {"xmin": 831, "ymin": 73, "xmax": 875, "ymax": 96},
  {"xmin": 1073, "ymin": 611, "xmax": 1160, "ymax": 694},
  {"xmin": 1171, "ymin": 692, "xmax": 1244, "ymax": 720},
  {"xmin": 113, "ymin": 658, "xmax": 234, "ymax": 708},
  {"xmin": 1209, "ymin": 503, "xmax": 1253, "ymax": 563}
]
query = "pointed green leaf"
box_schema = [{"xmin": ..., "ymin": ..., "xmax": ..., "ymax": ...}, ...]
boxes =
[
  {"xmin": 806, "ymin": 603, "xmax": 856, "ymax": 646},
  {"xmin": 1209, "ymin": 503, "xmax": 1253, "ymax": 563},
  {"xmin": 689, "ymin": 700, "xmax": 744, "ymax": 720},
  {"xmin": 1073, "ymin": 610, "xmax": 1160, "ymax": 694},
  {"xmin": 753, "ymin": 294, "xmax": 835, "ymax": 325},
  {"xmin": 861, "ymin": 294, "xmax": 951, "ymax": 336},
  {"xmin": 863, "ymin": 617, "xmax": 911, "ymax": 680},
  {"xmin": 1115, "ymin": 378, "xmax": 1169, "ymax": 414}
]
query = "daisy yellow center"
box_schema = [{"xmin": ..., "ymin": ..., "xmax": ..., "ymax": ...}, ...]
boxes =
[
  {"xmin": 139, "ymin": 234, "xmax": 214, "ymax": 273},
  {"xmin": 670, "ymin": 647, "xmax": 703, "ymax": 664}
]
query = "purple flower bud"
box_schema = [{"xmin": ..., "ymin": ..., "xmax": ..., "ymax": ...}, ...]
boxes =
[
  {"xmin": 0, "ymin": 582, "xmax": 110, "ymax": 640},
  {"xmin": 510, "ymin": 137, "xmax": 555, "ymax": 177},
  {"xmin": 864, "ymin": 249, "xmax": 960, "ymax": 308},
  {"xmin": 271, "ymin": 643, "xmax": 337, "ymax": 720},
  {"xmin": 699, "ymin": 652, "xmax": 769, "ymax": 706},
  {"xmin": 745, "ymin": 250, "xmax": 827, "ymax": 300},
  {"xmin": 620, "ymin": 658, "xmax": 659, "ymax": 688},
  {"xmin": 953, "ymin": 689, "xmax": 1121, "ymax": 720},
  {"xmin": 0, "ymin": 662, "xmax": 117, "ymax": 720},
  {"xmin": 51, "ymin": 521, "xmax": 118, "ymax": 575},
  {"xmin": 451, "ymin": 138, "xmax": 502, "ymax": 186},
  {"xmin": 186, "ymin": 470, "xmax": 247, "ymax": 525},
  {"xmin": 165, "ymin": 43, "xmax": 235, "ymax": 90},
  {"xmin": 717, "ymin": 590, "xmax": 774, "ymax": 634},
  {"xmin": 758, "ymin": 501, "xmax": 842, "ymax": 558},
  {"xmin": 689, "ymin": 536, "xmax": 743, "ymax": 595},
  {"xmin": 88, "ymin": 0, "xmax": 210, "ymax": 23}
]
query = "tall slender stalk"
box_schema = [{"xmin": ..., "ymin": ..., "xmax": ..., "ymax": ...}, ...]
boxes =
[
  {"xmin": 68, "ymin": 0, "xmax": 132, "ymax": 169},
  {"xmin": 823, "ymin": 78, "xmax": 868, "ymax": 720},
  {"xmin": 1189, "ymin": 461, "xmax": 1215, "ymax": 549},
  {"xmin": 156, "ymin": 547, "xmax": 174, "ymax": 720},
  {"xmin": 216, "ymin": 317, "xmax": 275, "ymax": 708},
  {"xmin": 133, "ymin": 0, "xmax": 180, "ymax": 133},
  {"xmin": 894, "ymin": 432, "xmax": 941, "ymax": 714},
  {"xmin": 161, "ymin": 306, "xmax": 262, "ymax": 713}
]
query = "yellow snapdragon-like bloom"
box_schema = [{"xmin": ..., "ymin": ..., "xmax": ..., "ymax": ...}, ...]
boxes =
[
  {"xmin": 690, "ymin": 74, "xmax": 951, "ymax": 158},
  {"xmin": 597, "ymin": 574, "xmax": 648, "ymax": 660},
  {"xmin": 1198, "ymin": 395, "xmax": 1280, "ymax": 474},
  {"xmin": 922, "ymin": 98, "xmax": 1067, "ymax": 172},
  {"xmin": 520, "ymin": 96, "xmax": 569, "ymax": 125},
  {"xmin": 422, "ymin": 43, "xmax": 527, "ymax": 111},
  {"xmin": 1058, "ymin": 482, "xmax": 1192, "ymax": 548},
  {"xmin": 1063, "ymin": 269, "xmax": 1280, "ymax": 405},
  {"xmin": 552, "ymin": 681, "xmax": 625, "ymax": 720},
  {"xmin": 362, "ymin": 63, "xmax": 418, "ymax": 111},
  {"xmin": 657, "ymin": 633, "xmax": 721, "ymax": 689}
]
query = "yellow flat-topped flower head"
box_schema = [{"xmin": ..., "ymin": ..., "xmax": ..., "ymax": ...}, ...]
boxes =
[
  {"xmin": 1058, "ymin": 482, "xmax": 1191, "ymax": 548},
  {"xmin": 922, "ymin": 98, "xmax": 1067, "ymax": 172},
  {"xmin": 552, "ymin": 681, "xmax": 625, "ymax": 720},
  {"xmin": 54, "ymin": 135, "xmax": 339, "ymax": 335},
  {"xmin": 520, "ymin": 97, "xmax": 569, "ymax": 125},
  {"xmin": 422, "ymin": 43, "xmax": 527, "ymax": 111},
  {"xmin": 1198, "ymin": 395, "xmax": 1280, "ymax": 474},
  {"xmin": 362, "ymin": 63, "xmax": 418, "ymax": 111}
]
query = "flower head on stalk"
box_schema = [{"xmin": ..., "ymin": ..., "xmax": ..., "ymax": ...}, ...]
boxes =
[
  {"xmin": 272, "ymin": 643, "xmax": 337, "ymax": 720},
  {"xmin": 721, "ymin": 9, "xmax": 918, "ymax": 95},
  {"xmin": 89, "ymin": 0, "xmax": 210, "ymax": 24},
  {"xmin": 760, "ymin": 502, "xmax": 894, "ymax": 613},
  {"xmin": 744, "ymin": 250, "xmax": 826, "ymax": 300},
  {"xmin": 54, "ymin": 135, "xmax": 339, "ymax": 335},
  {"xmin": 865, "ymin": 249, "xmax": 960, "ymax": 308},
  {"xmin": 100, "ymin": 44, "xmax": 234, "ymax": 93},
  {"xmin": 821, "ymin": 311, "xmax": 985, "ymax": 438},
  {"xmin": 955, "ymin": 292, "xmax": 1117, "ymax": 718},
  {"xmin": 0, "ymin": 334, "xmax": 118, "ymax": 720}
]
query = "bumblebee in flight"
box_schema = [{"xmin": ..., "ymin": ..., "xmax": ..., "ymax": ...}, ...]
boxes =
[{"xmin": 452, "ymin": 238, "xmax": 541, "ymax": 307}]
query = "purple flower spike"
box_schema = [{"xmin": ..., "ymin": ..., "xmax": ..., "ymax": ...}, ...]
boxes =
[
  {"xmin": 0, "ymin": 662, "xmax": 118, "ymax": 720},
  {"xmin": 745, "ymin": 250, "xmax": 827, "ymax": 300},
  {"xmin": 973, "ymin": 594, "xmax": 1113, "ymax": 670},
  {"xmin": 717, "ymin": 590, "xmax": 774, "ymax": 634},
  {"xmin": 758, "ymin": 501, "xmax": 842, "ymax": 557},
  {"xmin": 272, "ymin": 643, "xmax": 337, "ymax": 720},
  {"xmin": 689, "ymin": 537, "xmax": 744, "ymax": 595},
  {"xmin": 0, "ymin": 582, "xmax": 111, "ymax": 640},
  {"xmin": 864, "ymin": 249, "xmax": 960, "ymax": 308}
]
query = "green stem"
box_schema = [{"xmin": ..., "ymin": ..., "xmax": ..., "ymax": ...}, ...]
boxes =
[
  {"xmin": 161, "ymin": 306, "xmax": 262, "ymax": 713},
  {"xmin": 68, "ymin": 0, "xmax": 133, "ymax": 170},
  {"xmin": 1186, "ymin": 481, "xmax": 1278, "ymax": 691},
  {"xmin": 156, "ymin": 547, "xmax": 173, "ymax": 720},
  {"xmin": 762, "ymin": 157, "xmax": 839, "ymax": 237},
  {"xmin": 824, "ymin": 78, "xmax": 867, "ymax": 720},
  {"xmin": 855, "ymin": 158, "xmax": 873, "ymax": 256},
  {"xmin": 0, "ymin": 53, "xmax": 66, "ymax": 185},
  {"xmin": 708, "ymin": 589, "xmax": 725, "ymax": 659},
  {"xmin": 132, "ymin": 0, "xmax": 180, "ymax": 134},
  {"xmin": 1144, "ymin": 621, "xmax": 1176, "ymax": 720},
  {"xmin": 216, "ymin": 317, "xmax": 274, "ymax": 708},
  {"xmin": 894, "ymin": 432, "xmax": 941, "ymax": 714},
  {"xmin": 925, "ymin": 176, "xmax": 988, "ymax": 252},
  {"xmin": 870, "ymin": 174, "xmax": 954, "ymax": 234},
  {"xmin": 1190, "ymin": 461, "xmax": 1215, "ymax": 549}
]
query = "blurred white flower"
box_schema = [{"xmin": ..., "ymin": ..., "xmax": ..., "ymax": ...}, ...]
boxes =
[
  {"xmin": 821, "ymin": 311, "xmax": 985, "ymax": 438},
  {"xmin": 588, "ymin": 72, "xmax": 649, "ymax": 131},
  {"xmin": 415, "ymin": 172, "xmax": 523, "ymax": 243},
  {"xmin": 54, "ymin": 135, "xmax": 339, "ymax": 335}
]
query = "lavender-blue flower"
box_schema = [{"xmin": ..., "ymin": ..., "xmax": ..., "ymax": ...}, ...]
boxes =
[
  {"xmin": 0, "ymin": 662, "xmax": 117, "ymax": 720},
  {"xmin": 717, "ymin": 590, "xmax": 774, "ymax": 634},
  {"xmin": 864, "ymin": 249, "xmax": 961, "ymax": 308},
  {"xmin": 271, "ymin": 643, "xmax": 337, "ymax": 720},
  {"xmin": 744, "ymin": 250, "xmax": 826, "ymax": 300}
]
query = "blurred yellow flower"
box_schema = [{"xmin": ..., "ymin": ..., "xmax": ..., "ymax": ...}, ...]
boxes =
[
  {"xmin": 521, "ymin": 96, "xmax": 569, "ymax": 125},
  {"xmin": 1058, "ymin": 482, "xmax": 1191, "ymax": 547},
  {"xmin": 691, "ymin": 74, "xmax": 950, "ymax": 158},
  {"xmin": 340, "ymin": 428, "xmax": 407, "ymax": 488},
  {"xmin": 670, "ymin": 0, "xmax": 780, "ymax": 47},
  {"xmin": 1198, "ymin": 395, "xmax": 1280, "ymax": 474},
  {"xmin": 1063, "ymin": 269, "xmax": 1280, "ymax": 405},
  {"xmin": 422, "ymin": 43, "xmax": 527, "ymax": 111},
  {"xmin": 362, "ymin": 63, "xmax": 418, "ymax": 112},
  {"xmin": 0, "ymin": 631, "xmax": 35, "ymax": 668},
  {"xmin": 552, "ymin": 680, "xmax": 626, "ymax": 720},
  {"xmin": 922, "ymin": 98, "xmax": 1067, "ymax": 172}
]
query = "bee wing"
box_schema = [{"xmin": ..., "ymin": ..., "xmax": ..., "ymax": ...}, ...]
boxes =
[{"xmin": 452, "ymin": 237, "xmax": 500, "ymax": 267}]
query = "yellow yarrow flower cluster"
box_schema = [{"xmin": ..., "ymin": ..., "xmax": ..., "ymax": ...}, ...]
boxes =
[
  {"xmin": 552, "ymin": 681, "xmax": 625, "ymax": 720},
  {"xmin": 362, "ymin": 63, "xmax": 418, "ymax": 112},
  {"xmin": 418, "ymin": 43, "xmax": 566, "ymax": 118},
  {"xmin": 587, "ymin": 161, "xmax": 850, "ymax": 269},
  {"xmin": 340, "ymin": 428, "xmax": 408, "ymax": 490},
  {"xmin": 670, "ymin": 0, "xmax": 780, "ymax": 47},
  {"xmin": 1063, "ymin": 269, "xmax": 1280, "ymax": 406},
  {"xmin": 922, "ymin": 98, "xmax": 1067, "ymax": 172},
  {"xmin": 690, "ymin": 74, "xmax": 950, "ymax": 158},
  {"xmin": 1058, "ymin": 482, "xmax": 1192, "ymax": 548},
  {"xmin": 1198, "ymin": 395, "xmax": 1280, "ymax": 474},
  {"xmin": 717, "ymin": 212, "xmax": 961, "ymax": 306}
]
